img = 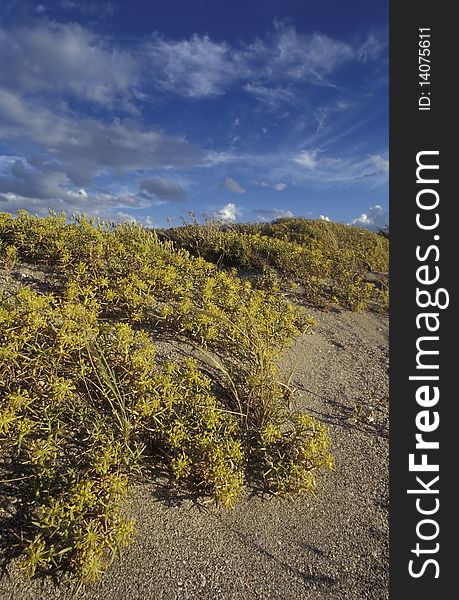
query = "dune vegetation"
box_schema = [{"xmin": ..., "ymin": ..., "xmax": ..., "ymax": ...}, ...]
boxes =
[{"xmin": 0, "ymin": 211, "xmax": 387, "ymax": 585}]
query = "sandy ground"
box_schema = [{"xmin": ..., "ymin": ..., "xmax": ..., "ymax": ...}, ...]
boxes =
[{"xmin": 0, "ymin": 266, "xmax": 389, "ymax": 599}]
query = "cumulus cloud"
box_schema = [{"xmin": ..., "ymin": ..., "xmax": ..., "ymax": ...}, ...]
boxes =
[
  {"xmin": 217, "ymin": 202, "xmax": 240, "ymax": 222},
  {"xmin": 351, "ymin": 204, "xmax": 388, "ymax": 230},
  {"xmin": 139, "ymin": 177, "xmax": 187, "ymax": 201},
  {"xmin": 0, "ymin": 20, "xmax": 244, "ymax": 218},
  {"xmin": 222, "ymin": 177, "xmax": 246, "ymax": 194},
  {"xmin": 204, "ymin": 202, "xmax": 241, "ymax": 223},
  {"xmin": 0, "ymin": 186, "xmax": 140, "ymax": 218},
  {"xmin": 0, "ymin": 160, "xmax": 67, "ymax": 200},
  {"xmin": 0, "ymin": 21, "xmax": 137, "ymax": 106},
  {"xmin": 319, "ymin": 215, "xmax": 331, "ymax": 222},
  {"xmin": 66, "ymin": 188, "xmax": 88, "ymax": 199},
  {"xmin": 0, "ymin": 89, "xmax": 205, "ymax": 188},
  {"xmin": 0, "ymin": 157, "xmax": 175, "ymax": 217}
]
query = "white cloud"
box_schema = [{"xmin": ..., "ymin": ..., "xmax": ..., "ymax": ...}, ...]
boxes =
[
  {"xmin": 287, "ymin": 150, "xmax": 389, "ymax": 188},
  {"xmin": 351, "ymin": 205, "xmax": 388, "ymax": 230},
  {"xmin": 252, "ymin": 208, "xmax": 294, "ymax": 221},
  {"xmin": 367, "ymin": 154, "xmax": 389, "ymax": 174},
  {"xmin": 114, "ymin": 211, "xmax": 155, "ymax": 228},
  {"xmin": 319, "ymin": 215, "xmax": 331, "ymax": 222},
  {"xmin": 244, "ymin": 83, "xmax": 296, "ymax": 109},
  {"xmin": 67, "ymin": 188, "xmax": 88, "ymax": 199},
  {"xmin": 222, "ymin": 177, "xmax": 246, "ymax": 194},
  {"xmin": 312, "ymin": 100, "xmax": 352, "ymax": 133},
  {"xmin": 358, "ymin": 33, "xmax": 386, "ymax": 63},
  {"xmin": 0, "ymin": 160, "xmax": 67, "ymax": 200},
  {"xmin": 146, "ymin": 33, "xmax": 237, "ymax": 99},
  {"xmin": 313, "ymin": 107, "xmax": 330, "ymax": 132},
  {"xmin": 0, "ymin": 154, "xmax": 31, "ymax": 173},
  {"xmin": 0, "ymin": 21, "xmax": 137, "ymax": 106},
  {"xmin": 293, "ymin": 150, "xmax": 318, "ymax": 169},
  {"xmin": 0, "ymin": 18, "xmax": 387, "ymax": 222},
  {"xmin": 0, "ymin": 186, "xmax": 140, "ymax": 218},
  {"xmin": 0, "ymin": 89, "xmax": 205, "ymax": 189},
  {"xmin": 141, "ymin": 22, "xmax": 365, "ymax": 101},
  {"xmin": 253, "ymin": 180, "xmax": 287, "ymax": 191},
  {"xmin": 219, "ymin": 203, "xmax": 239, "ymax": 222},
  {"xmin": 267, "ymin": 25, "xmax": 354, "ymax": 85},
  {"xmin": 0, "ymin": 156, "xmax": 182, "ymax": 217},
  {"xmin": 140, "ymin": 177, "xmax": 187, "ymax": 201},
  {"xmin": 205, "ymin": 150, "xmax": 241, "ymax": 166},
  {"xmin": 204, "ymin": 148, "xmax": 388, "ymax": 194},
  {"xmin": 0, "ymin": 19, "xmax": 382, "ymax": 112},
  {"xmin": 204, "ymin": 202, "xmax": 242, "ymax": 223}
]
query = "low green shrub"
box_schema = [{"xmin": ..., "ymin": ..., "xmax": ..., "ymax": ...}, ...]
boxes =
[
  {"xmin": 161, "ymin": 216, "xmax": 389, "ymax": 311},
  {"xmin": 0, "ymin": 242, "xmax": 333, "ymax": 585}
]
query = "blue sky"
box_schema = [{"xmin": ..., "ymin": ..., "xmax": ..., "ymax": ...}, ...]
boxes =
[{"xmin": 0, "ymin": 0, "xmax": 388, "ymax": 229}]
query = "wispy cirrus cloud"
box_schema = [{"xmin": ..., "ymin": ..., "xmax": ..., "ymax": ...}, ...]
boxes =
[
  {"xmin": 264, "ymin": 23, "xmax": 354, "ymax": 85},
  {"xmin": 358, "ymin": 33, "xmax": 387, "ymax": 63},
  {"xmin": 253, "ymin": 180, "xmax": 288, "ymax": 191},
  {"xmin": 202, "ymin": 146, "xmax": 388, "ymax": 191},
  {"xmin": 288, "ymin": 149, "xmax": 388, "ymax": 187},
  {"xmin": 293, "ymin": 150, "xmax": 319, "ymax": 169},
  {"xmin": 0, "ymin": 18, "xmax": 386, "ymax": 111},
  {"xmin": 243, "ymin": 83, "xmax": 297, "ymax": 109},
  {"xmin": 146, "ymin": 33, "xmax": 237, "ymax": 99},
  {"xmin": 142, "ymin": 21, "xmax": 380, "ymax": 102},
  {"xmin": 313, "ymin": 100, "xmax": 351, "ymax": 133}
]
